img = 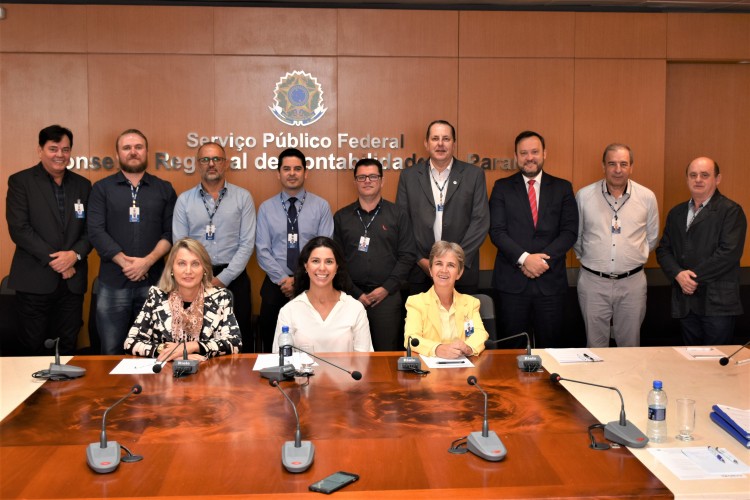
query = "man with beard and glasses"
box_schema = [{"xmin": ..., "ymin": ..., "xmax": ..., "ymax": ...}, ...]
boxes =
[
  {"xmin": 488, "ymin": 130, "xmax": 578, "ymax": 348},
  {"xmin": 88, "ymin": 129, "xmax": 177, "ymax": 354}
]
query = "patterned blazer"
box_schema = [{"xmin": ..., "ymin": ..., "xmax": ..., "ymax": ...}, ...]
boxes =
[{"xmin": 124, "ymin": 286, "xmax": 242, "ymax": 357}]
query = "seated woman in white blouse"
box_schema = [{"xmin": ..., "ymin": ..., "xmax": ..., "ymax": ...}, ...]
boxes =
[{"xmin": 272, "ymin": 236, "xmax": 373, "ymax": 353}]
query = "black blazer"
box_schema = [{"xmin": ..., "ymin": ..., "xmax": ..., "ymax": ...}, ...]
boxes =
[
  {"xmin": 656, "ymin": 190, "xmax": 746, "ymax": 317},
  {"xmin": 489, "ymin": 171, "xmax": 578, "ymax": 295},
  {"xmin": 6, "ymin": 163, "xmax": 92, "ymax": 294},
  {"xmin": 396, "ymin": 158, "xmax": 490, "ymax": 288}
]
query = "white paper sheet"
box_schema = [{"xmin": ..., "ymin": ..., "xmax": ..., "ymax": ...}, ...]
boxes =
[
  {"xmin": 674, "ymin": 346, "xmax": 727, "ymax": 361},
  {"xmin": 545, "ymin": 348, "xmax": 603, "ymax": 364},
  {"xmin": 109, "ymin": 358, "xmax": 160, "ymax": 375},
  {"xmin": 420, "ymin": 355, "xmax": 474, "ymax": 368},
  {"xmin": 648, "ymin": 447, "xmax": 749, "ymax": 480}
]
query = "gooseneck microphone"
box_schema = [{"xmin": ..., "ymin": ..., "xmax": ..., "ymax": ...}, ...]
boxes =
[
  {"xmin": 484, "ymin": 332, "xmax": 542, "ymax": 372},
  {"xmin": 397, "ymin": 337, "xmax": 421, "ymax": 371},
  {"xmin": 260, "ymin": 330, "xmax": 296, "ymax": 382},
  {"xmin": 549, "ymin": 373, "xmax": 648, "ymax": 448},
  {"xmin": 86, "ymin": 384, "xmax": 144, "ymax": 474},
  {"xmin": 172, "ymin": 338, "xmax": 199, "ymax": 378},
  {"xmin": 270, "ymin": 379, "xmax": 314, "ymax": 473},
  {"xmin": 719, "ymin": 339, "xmax": 750, "ymax": 366},
  {"xmin": 292, "ymin": 345, "xmax": 362, "ymax": 380},
  {"xmin": 41, "ymin": 337, "xmax": 85, "ymax": 379},
  {"xmin": 465, "ymin": 376, "xmax": 507, "ymax": 461}
]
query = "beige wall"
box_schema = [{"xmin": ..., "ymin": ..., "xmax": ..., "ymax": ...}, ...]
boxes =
[{"xmin": 1, "ymin": 6, "xmax": 748, "ymax": 345}]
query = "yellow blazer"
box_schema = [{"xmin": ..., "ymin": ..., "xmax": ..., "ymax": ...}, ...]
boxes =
[{"xmin": 404, "ymin": 287, "xmax": 488, "ymax": 357}]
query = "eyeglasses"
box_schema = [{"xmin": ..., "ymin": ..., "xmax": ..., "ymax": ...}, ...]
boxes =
[
  {"xmin": 355, "ymin": 174, "xmax": 382, "ymax": 182},
  {"xmin": 198, "ymin": 156, "xmax": 226, "ymax": 164}
]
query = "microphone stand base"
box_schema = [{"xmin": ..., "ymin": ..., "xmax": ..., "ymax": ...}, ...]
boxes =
[
  {"xmin": 516, "ymin": 355, "xmax": 542, "ymax": 372},
  {"xmin": 86, "ymin": 441, "xmax": 121, "ymax": 474},
  {"xmin": 467, "ymin": 431, "xmax": 507, "ymax": 461},
  {"xmin": 604, "ymin": 420, "xmax": 649, "ymax": 448},
  {"xmin": 282, "ymin": 440, "xmax": 314, "ymax": 473},
  {"xmin": 49, "ymin": 363, "xmax": 86, "ymax": 378},
  {"xmin": 260, "ymin": 365, "xmax": 296, "ymax": 382}
]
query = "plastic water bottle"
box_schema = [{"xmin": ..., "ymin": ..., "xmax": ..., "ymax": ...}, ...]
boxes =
[
  {"xmin": 280, "ymin": 326, "xmax": 293, "ymax": 359},
  {"xmin": 647, "ymin": 380, "xmax": 668, "ymax": 443}
]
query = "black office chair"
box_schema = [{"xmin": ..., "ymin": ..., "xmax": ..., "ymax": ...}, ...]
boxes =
[
  {"xmin": 0, "ymin": 275, "xmax": 23, "ymax": 356},
  {"xmin": 472, "ymin": 293, "xmax": 497, "ymax": 342}
]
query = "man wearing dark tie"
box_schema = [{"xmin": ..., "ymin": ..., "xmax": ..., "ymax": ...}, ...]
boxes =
[
  {"xmin": 489, "ymin": 131, "xmax": 578, "ymax": 348},
  {"xmin": 255, "ymin": 148, "xmax": 334, "ymax": 352},
  {"xmin": 6, "ymin": 125, "xmax": 92, "ymax": 355}
]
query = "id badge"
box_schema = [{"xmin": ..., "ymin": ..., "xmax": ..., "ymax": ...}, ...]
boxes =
[
  {"xmin": 74, "ymin": 200, "xmax": 85, "ymax": 219},
  {"xmin": 205, "ymin": 223, "xmax": 216, "ymax": 241},
  {"xmin": 611, "ymin": 216, "xmax": 621, "ymax": 234},
  {"xmin": 436, "ymin": 203, "xmax": 444, "ymax": 212},
  {"xmin": 358, "ymin": 236, "xmax": 370, "ymax": 252},
  {"xmin": 129, "ymin": 205, "xmax": 140, "ymax": 223},
  {"xmin": 287, "ymin": 233, "xmax": 298, "ymax": 248},
  {"xmin": 464, "ymin": 319, "xmax": 475, "ymax": 337}
]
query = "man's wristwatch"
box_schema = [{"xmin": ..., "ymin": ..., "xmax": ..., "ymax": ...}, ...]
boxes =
[{"xmin": 75, "ymin": 252, "xmax": 82, "ymax": 261}]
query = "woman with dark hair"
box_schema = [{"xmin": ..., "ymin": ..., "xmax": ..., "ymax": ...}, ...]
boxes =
[
  {"xmin": 124, "ymin": 238, "xmax": 242, "ymax": 360},
  {"xmin": 272, "ymin": 236, "xmax": 373, "ymax": 352}
]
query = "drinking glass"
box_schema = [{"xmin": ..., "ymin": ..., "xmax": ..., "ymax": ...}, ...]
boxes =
[
  {"xmin": 675, "ymin": 398, "xmax": 696, "ymax": 441},
  {"xmin": 298, "ymin": 343, "xmax": 315, "ymax": 374}
]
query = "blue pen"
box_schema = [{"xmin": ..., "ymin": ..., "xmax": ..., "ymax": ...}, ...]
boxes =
[{"xmin": 708, "ymin": 446, "xmax": 726, "ymax": 463}]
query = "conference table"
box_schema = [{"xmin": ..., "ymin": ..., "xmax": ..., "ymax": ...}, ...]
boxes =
[{"xmin": 0, "ymin": 350, "xmax": 672, "ymax": 499}]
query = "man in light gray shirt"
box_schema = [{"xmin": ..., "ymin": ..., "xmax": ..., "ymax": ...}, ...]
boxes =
[
  {"xmin": 173, "ymin": 141, "xmax": 256, "ymax": 351},
  {"xmin": 574, "ymin": 144, "xmax": 659, "ymax": 347}
]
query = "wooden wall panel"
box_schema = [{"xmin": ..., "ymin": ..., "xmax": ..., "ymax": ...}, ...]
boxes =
[
  {"xmin": 458, "ymin": 58, "xmax": 576, "ymax": 269},
  {"xmin": 574, "ymin": 13, "xmax": 667, "ymax": 59},
  {"xmin": 338, "ymin": 10, "xmax": 458, "ymax": 57},
  {"xmin": 667, "ymin": 13, "xmax": 750, "ymax": 61},
  {"xmin": 459, "ymin": 12, "xmax": 575, "ymax": 57},
  {"xmin": 86, "ymin": 6, "xmax": 214, "ymax": 54},
  {"xmin": 665, "ymin": 63, "xmax": 750, "ymax": 264},
  {"xmin": 573, "ymin": 59, "xmax": 666, "ymax": 267},
  {"xmin": 0, "ymin": 4, "xmax": 87, "ymax": 53},
  {"xmin": 215, "ymin": 8, "xmax": 337, "ymax": 55}
]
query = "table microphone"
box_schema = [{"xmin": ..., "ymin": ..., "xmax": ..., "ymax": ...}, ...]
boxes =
[
  {"xmin": 172, "ymin": 338, "xmax": 199, "ymax": 378},
  {"xmin": 152, "ymin": 340, "xmax": 185, "ymax": 373},
  {"xmin": 719, "ymin": 339, "xmax": 750, "ymax": 366},
  {"xmin": 292, "ymin": 345, "xmax": 362, "ymax": 380},
  {"xmin": 466, "ymin": 376, "xmax": 507, "ymax": 461},
  {"xmin": 269, "ymin": 379, "xmax": 314, "ymax": 473},
  {"xmin": 43, "ymin": 337, "xmax": 86, "ymax": 378},
  {"xmin": 260, "ymin": 330, "xmax": 296, "ymax": 382},
  {"xmin": 549, "ymin": 373, "xmax": 648, "ymax": 448},
  {"xmin": 86, "ymin": 384, "xmax": 144, "ymax": 474},
  {"xmin": 483, "ymin": 332, "xmax": 542, "ymax": 372},
  {"xmin": 398, "ymin": 337, "xmax": 421, "ymax": 371}
]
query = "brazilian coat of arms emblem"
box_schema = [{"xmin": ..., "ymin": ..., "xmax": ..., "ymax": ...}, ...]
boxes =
[{"xmin": 269, "ymin": 71, "xmax": 327, "ymax": 127}]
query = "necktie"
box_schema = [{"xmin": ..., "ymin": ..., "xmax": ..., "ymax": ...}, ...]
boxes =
[
  {"xmin": 528, "ymin": 180, "xmax": 538, "ymax": 228},
  {"xmin": 286, "ymin": 197, "xmax": 299, "ymax": 273}
]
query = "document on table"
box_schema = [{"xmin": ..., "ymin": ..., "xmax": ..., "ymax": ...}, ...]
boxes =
[
  {"xmin": 252, "ymin": 353, "xmax": 316, "ymax": 371},
  {"xmin": 674, "ymin": 346, "xmax": 727, "ymax": 361},
  {"xmin": 110, "ymin": 358, "xmax": 159, "ymax": 374},
  {"xmin": 420, "ymin": 355, "xmax": 474, "ymax": 369},
  {"xmin": 649, "ymin": 447, "xmax": 749, "ymax": 479},
  {"xmin": 545, "ymin": 348, "xmax": 603, "ymax": 364}
]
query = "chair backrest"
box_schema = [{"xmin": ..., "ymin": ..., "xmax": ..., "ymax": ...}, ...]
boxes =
[{"xmin": 472, "ymin": 293, "xmax": 497, "ymax": 342}]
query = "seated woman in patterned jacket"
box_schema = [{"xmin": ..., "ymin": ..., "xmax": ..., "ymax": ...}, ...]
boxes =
[{"xmin": 124, "ymin": 238, "xmax": 242, "ymax": 360}]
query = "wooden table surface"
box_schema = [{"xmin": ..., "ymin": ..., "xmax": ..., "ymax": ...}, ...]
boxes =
[{"xmin": 0, "ymin": 352, "xmax": 670, "ymax": 499}]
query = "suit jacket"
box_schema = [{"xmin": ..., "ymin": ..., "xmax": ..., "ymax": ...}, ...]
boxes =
[
  {"xmin": 6, "ymin": 163, "xmax": 92, "ymax": 294},
  {"xmin": 489, "ymin": 171, "xmax": 578, "ymax": 295},
  {"xmin": 656, "ymin": 190, "xmax": 746, "ymax": 318},
  {"xmin": 123, "ymin": 286, "xmax": 242, "ymax": 357},
  {"xmin": 396, "ymin": 158, "xmax": 490, "ymax": 288},
  {"xmin": 404, "ymin": 287, "xmax": 489, "ymax": 357}
]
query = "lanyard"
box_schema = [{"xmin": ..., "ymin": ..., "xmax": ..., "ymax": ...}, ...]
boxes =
[
  {"xmin": 200, "ymin": 186, "xmax": 227, "ymax": 225},
  {"xmin": 429, "ymin": 167, "xmax": 450, "ymax": 206},
  {"xmin": 280, "ymin": 192, "xmax": 306, "ymax": 226},
  {"xmin": 356, "ymin": 204, "xmax": 381, "ymax": 236},
  {"xmin": 128, "ymin": 182, "xmax": 140, "ymax": 206},
  {"xmin": 600, "ymin": 180, "xmax": 631, "ymax": 221}
]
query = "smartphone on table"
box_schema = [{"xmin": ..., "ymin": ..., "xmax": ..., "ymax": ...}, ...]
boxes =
[{"xmin": 309, "ymin": 471, "xmax": 359, "ymax": 494}]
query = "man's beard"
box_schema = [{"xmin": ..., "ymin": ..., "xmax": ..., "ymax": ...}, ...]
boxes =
[{"xmin": 120, "ymin": 158, "xmax": 147, "ymax": 173}]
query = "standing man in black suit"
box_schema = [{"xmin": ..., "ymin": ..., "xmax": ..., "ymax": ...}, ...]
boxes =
[
  {"xmin": 656, "ymin": 157, "xmax": 746, "ymax": 345},
  {"xmin": 489, "ymin": 131, "xmax": 578, "ymax": 348},
  {"xmin": 6, "ymin": 125, "xmax": 92, "ymax": 355},
  {"xmin": 396, "ymin": 120, "xmax": 490, "ymax": 294}
]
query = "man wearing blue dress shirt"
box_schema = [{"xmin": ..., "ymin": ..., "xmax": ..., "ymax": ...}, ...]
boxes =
[
  {"xmin": 256, "ymin": 148, "xmax": 334, "ymax": 352},
  {"xmin": 172, "ymin": 142, "xmax": 256, "ymax": 351}
]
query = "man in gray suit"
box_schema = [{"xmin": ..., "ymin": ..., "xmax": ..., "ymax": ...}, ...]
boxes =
[
  {"xmin": 396, "ymin": 120, "xmax": 490, "ymax": 294},
  {"xmin": 656, "ymin": 156, "xmax": 746, "ymax": 345},
  {"xmin": 6, "ymin": 125, "xmax": 92, "ymax": 355}
]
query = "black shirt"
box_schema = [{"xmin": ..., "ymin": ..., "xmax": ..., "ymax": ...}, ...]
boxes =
[
  {"xmin": 88, "ymin": 171, "xmax": 177, "ymax": 288},
  {"xmin": 333, "ymin": 198, "xmax": 417, "ymax": 297}
]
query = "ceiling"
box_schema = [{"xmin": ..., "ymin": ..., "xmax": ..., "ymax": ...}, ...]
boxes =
[{"xmin": 6, "ymin": 0, "xmax": 750, "ymax": 13}]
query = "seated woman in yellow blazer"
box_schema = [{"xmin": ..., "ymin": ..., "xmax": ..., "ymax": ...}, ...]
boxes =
[{"xmin": 404, "ymin": 241, "xmax": 489, "ymax": 359}]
